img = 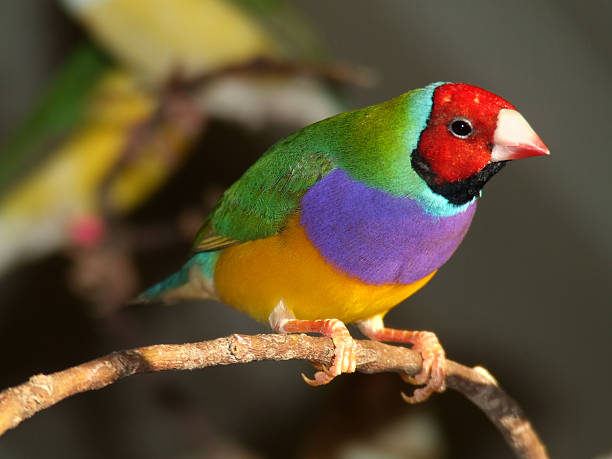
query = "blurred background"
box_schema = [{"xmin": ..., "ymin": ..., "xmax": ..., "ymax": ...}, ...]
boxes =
[{"xmin": 0, "ymin": 1, "xmax": 611, "ymax": 458}]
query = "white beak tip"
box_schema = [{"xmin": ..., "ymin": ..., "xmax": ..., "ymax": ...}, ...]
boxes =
[{"xmin": 491, "ymin": 109, "xmax": 549, "ymax": 162}]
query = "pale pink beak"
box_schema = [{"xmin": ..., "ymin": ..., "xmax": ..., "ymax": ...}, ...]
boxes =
[{"xmin": 491, "ymin": 109, "xmax": 550, "ymax": 162}]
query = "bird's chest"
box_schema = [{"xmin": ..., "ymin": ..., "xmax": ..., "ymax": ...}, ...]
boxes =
[{"xmin": 300, "ymin": 169, "xmax": 477, "ymax": 285}]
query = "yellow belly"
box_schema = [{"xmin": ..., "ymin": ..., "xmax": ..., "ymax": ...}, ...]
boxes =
[{"xmin": 214, "ymin": 215, "xmax": 436, "ymax": 323}]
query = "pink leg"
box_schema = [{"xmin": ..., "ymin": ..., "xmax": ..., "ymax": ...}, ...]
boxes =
[
  {"xmin": 358, "ymin": 315, "xmax": 446, "ymax": 403},
  {"xmin": 269, "ymin": 303, "xmax": 357, "ymax": 386}
]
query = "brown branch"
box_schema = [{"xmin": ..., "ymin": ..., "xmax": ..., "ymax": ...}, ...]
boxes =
[
  {"xmin": 446, "ymin": 361, "xmax": 548, "ymax": 459},
  {"xmin": 0, "ymin": 334, "xmax": 547, "ymax": 458},
  {"xmin": 179, "ymin": 56, "xmax": 377, "ymax": 91}
]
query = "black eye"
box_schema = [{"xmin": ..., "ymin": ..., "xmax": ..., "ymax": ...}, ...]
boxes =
[{"xmin": 449, "ymin": 117, "xmax": 473, "ymax": 139}]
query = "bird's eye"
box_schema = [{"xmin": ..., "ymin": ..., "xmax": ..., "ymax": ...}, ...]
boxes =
[{"xmin": 449, "ymin": 117, "xmax": 473, "ymax": 139}]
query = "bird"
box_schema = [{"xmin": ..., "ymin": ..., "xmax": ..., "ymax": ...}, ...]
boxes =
[{"xmin": 140, "ymin": 82, "xmax": 550, "ymax": 402}]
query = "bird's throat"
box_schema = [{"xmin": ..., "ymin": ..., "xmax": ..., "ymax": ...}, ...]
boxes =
[{"xmin": 411, "ymin": 149, "xmax": 507, "ymax": 205}]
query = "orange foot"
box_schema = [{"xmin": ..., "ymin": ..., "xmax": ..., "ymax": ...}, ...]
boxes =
[
  {"xmin": 358, "ymin": 315, "xmax": 446, "ymax": 403},
  {"xmin": 269, "ymin": 301, "xmax": 357, "ymax": 385}
]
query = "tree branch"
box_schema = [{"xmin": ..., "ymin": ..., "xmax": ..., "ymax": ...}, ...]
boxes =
[{"xmin": 0, "ymin": 334, "xmax": 547, "ymax": 458}]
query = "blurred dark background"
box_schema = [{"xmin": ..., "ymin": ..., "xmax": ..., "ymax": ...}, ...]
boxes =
[{"xmin": 1, "ymin": 1, "xmax": 611, "ymax": 458}]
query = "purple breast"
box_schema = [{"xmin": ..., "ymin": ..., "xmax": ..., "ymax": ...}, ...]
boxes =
[{"xmin": 300, "ymin": 169, "xmax": 477, "ymax": 285}]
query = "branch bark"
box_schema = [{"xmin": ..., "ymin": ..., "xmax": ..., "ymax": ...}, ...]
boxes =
[{"xmin": 0, "ymin": 334, "xmax": 547, "ymax": 459}]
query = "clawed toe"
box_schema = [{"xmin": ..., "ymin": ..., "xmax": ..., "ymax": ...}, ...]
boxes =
[
  {"xmin": 301, "ymin": 370, "xmax": 334, "ymax": 386},
  {"xmin": 270, "ymin": 310, "xmax": 357, "ymax": 386},
  {"xmin": 356, "ymin": 317, "xmax": 447, "ymax": 404},
  {"xmin": 302, "ymin": 328, "xmax": 358, "ymax": 385},
  {"xmin": 400, "ymin": 333, "xmax": 447, "ymax": 403}
]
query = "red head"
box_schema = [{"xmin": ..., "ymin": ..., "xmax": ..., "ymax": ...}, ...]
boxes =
[{"xmin": 413, "ymin": 83, "xmax": 549, "ymax": 205}]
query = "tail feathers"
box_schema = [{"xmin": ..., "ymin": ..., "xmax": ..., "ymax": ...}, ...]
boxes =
[{"xmin": 136, "ymin": 252, "xmax": 219, "ymax": 304}]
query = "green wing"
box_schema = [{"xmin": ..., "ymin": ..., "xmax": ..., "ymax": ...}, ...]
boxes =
[
  {"xmin": 194, "ymin": 146, "xmax": 335, "ymax": 251},
  {"xmin": 227, "ymin": 0, "xmax": 329, "ymax": 61},
  {"xmin": 0, "ymin": 41, "xmax": 110, "ymax": 194}
]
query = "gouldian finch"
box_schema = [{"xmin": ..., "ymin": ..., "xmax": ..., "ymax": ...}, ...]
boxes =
[{"xmin": 142, "ymin": 82, "xmax": 550, "ymax": 401}]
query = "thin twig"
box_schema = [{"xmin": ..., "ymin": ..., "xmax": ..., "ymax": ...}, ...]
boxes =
[
  {"xmin": 0, "ymin": 334, "xmax": 547, "ymax": 458},
  {"xmin": 180, "ymin": 57, "xmax": 377, "ymax": 92},
  {"xmin": 446, "ymin": 361, "xmax": 548, "ymax": 459}
]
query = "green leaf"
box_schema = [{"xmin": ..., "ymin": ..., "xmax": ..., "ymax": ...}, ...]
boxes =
[{"xmin": 0, "ymin": 41, "xmax": 110, "ymax": 194}]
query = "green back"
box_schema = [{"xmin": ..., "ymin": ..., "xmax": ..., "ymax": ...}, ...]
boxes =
[
  {"xmin": 0, "ymin": 42, "xmax": 110, "ymax": 194},
  {"xmin": 194, "ymin": 84, "xmax": 443, "ymax": 250}
]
